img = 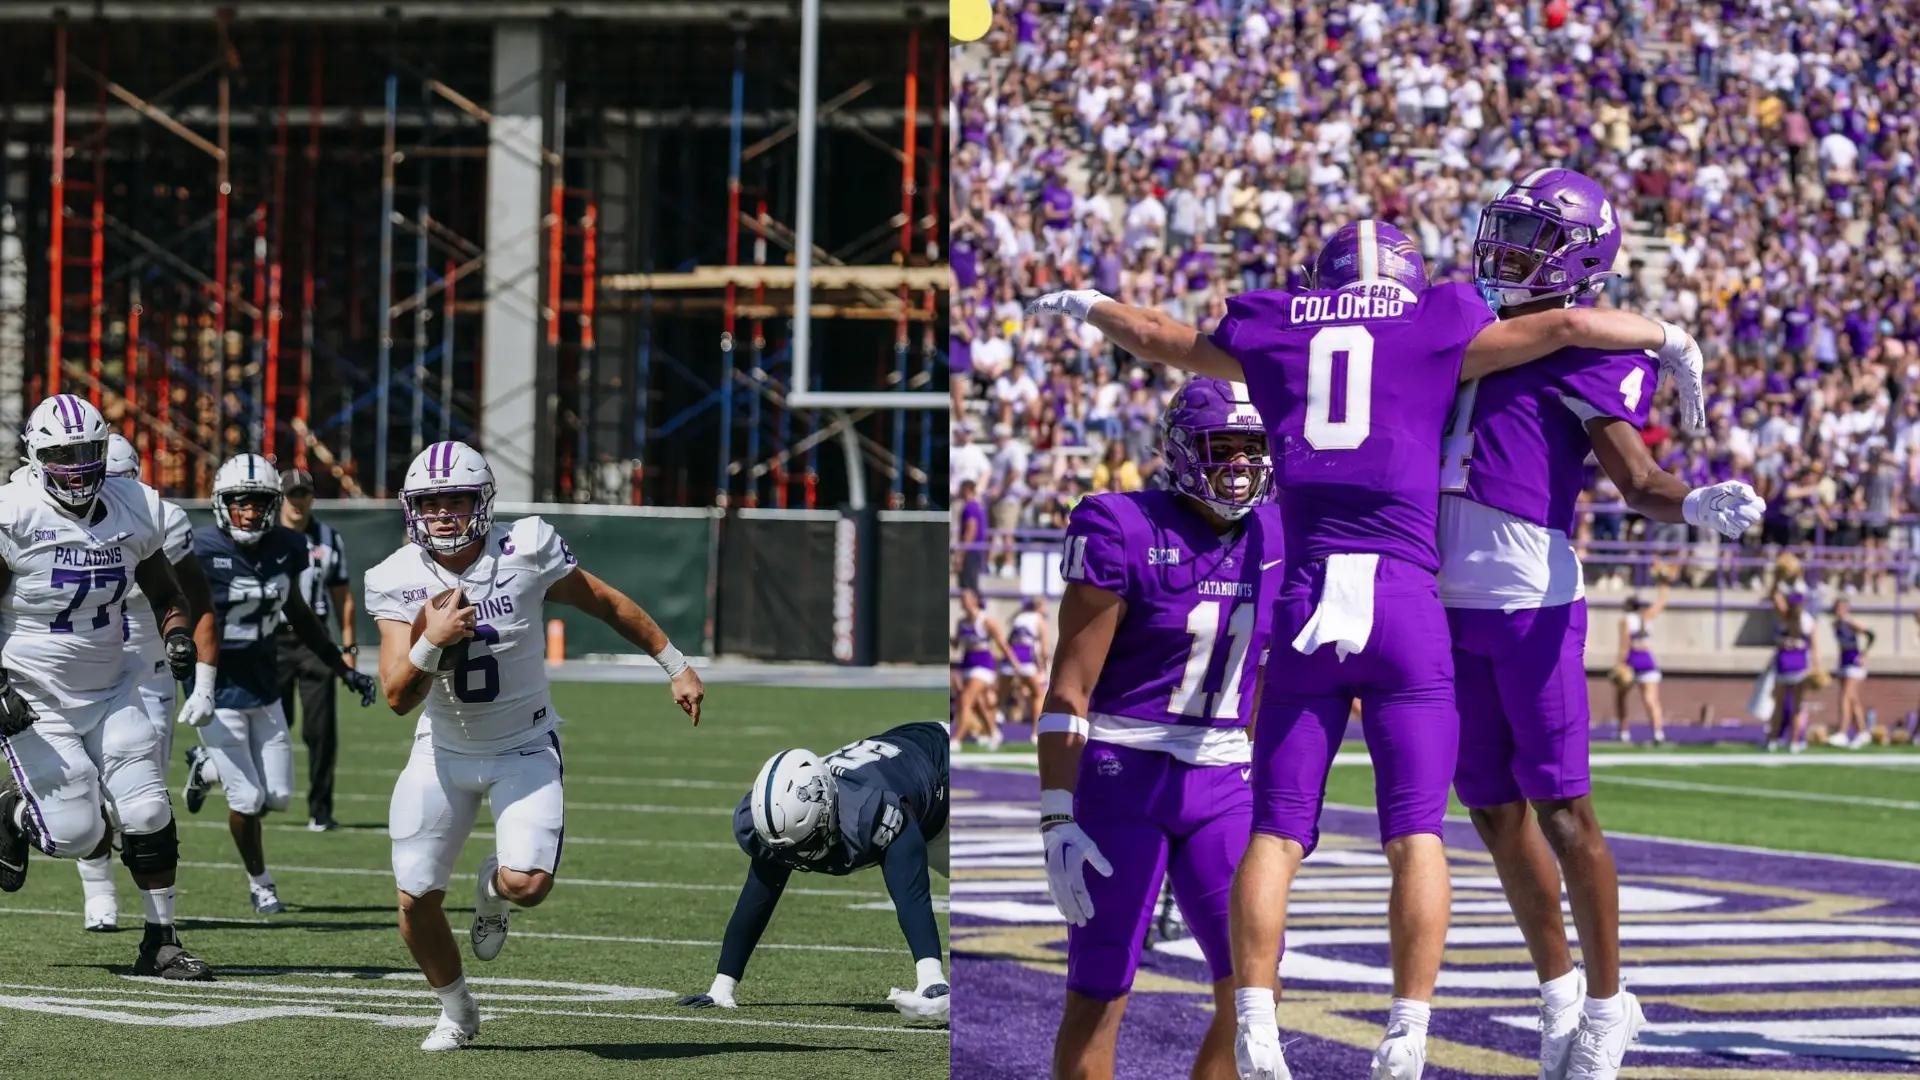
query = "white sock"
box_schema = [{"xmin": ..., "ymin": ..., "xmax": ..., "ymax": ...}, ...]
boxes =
[
  {"xmin": 1541, "ymin": 968, "xmax": 1582, "ymax": 1013},
  {"xmin": 1584, "ymin": 990, "xmax": 1625, "ymax": 1024},
  {"xmin": 248, "ymin": 871, "xmax": 274, "ymax": 890},
  {"xmin": 77, "ymin": 853, "xmax": 116, "ymax": 899},
  {"xmin": 431, "ymin": 975, "xmax": 477, "ymax": 1022},
  {"xmin": 481, "ymin": 867, "xmax": 503, "ymax": 904},
  {"xmin": 1235, "ymin": 987, "xmax": 1277, "ymax": 1025},
  {"xmin": 1387, "ymin": 997, "xmax": 1431, "ymax": 1035},
  {"xmin": 914, "ymin": 956, "xmax": 946, "ymax": 992},
  {"xmin": 141, "ymin": 886, "xmax": 175, "ymax": 926},
  {"xmin": 708, "ymin": 973, "xmax": 738, "ymax": 999}
]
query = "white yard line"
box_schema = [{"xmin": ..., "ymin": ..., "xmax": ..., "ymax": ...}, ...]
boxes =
[
  {"xmin": 1589, "ymin": 774, "xmax": 1920, "ymax": 811},
  {"xmin": 172, "ymin": 819, "xmax": 739, "ymax": 851},
  {"xmin": 172, "ymin": 860, "xmax": 946, "ymax": 900}
]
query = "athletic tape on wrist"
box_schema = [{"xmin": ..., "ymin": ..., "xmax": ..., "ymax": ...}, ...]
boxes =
[
  {"xmin": 654, "ymin": 642, "xmax": 689, "ymax": 678},
  {"xmin": 1037, "ymin": 712, "xmax": 1089, "ymax": 737},
  {"xmin": 408, "ymin": 636, "xmax": 445, "ymax": 674},
  {"xmin": 1039, "ymin": 788, "xmax": 1075, "ymax": 819}
]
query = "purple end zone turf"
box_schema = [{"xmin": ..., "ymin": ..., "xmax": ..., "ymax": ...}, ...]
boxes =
[{"xmin": 952, "ymin": 763, "xmax": 1920, "ymax": 1079}]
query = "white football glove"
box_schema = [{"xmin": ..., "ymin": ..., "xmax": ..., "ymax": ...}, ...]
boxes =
[
  {"xmin": 886, "ymin": 984, "xmax": 950, "ymax": 1023},
  {"xmin": 1041, "ymin": 817, "xmax": 1112, "ymax": 927},
  {"xmin": 175, "ymin": 663, "xmax": 218, "ymax": 728},
  {"xmin": 1684, "ymin": 480, "xmax": 1766, "ymax": 539},
  {"xmin": 1026, "ymin": 289, "xmax": 1114, "ymax": 324},
  {"xmin": 1235, "ymin": 1015, "xmax": 1293, "ymax": 1080},
  {"xmin": 1655, "ymin": 321, "xmax": 1707, "ymax": 432}
]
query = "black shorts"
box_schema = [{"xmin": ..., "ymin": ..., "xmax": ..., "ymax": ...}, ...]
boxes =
[
  {"xmin": 957, "ymin": 551, "xmax": 984, "ymax": 593},
  {"xmin": 1761, "ymin": 519, "xmax": 1793, "ymax": 547},
  {"xmin": 1864, "ymin": 523, "xmax": 1892, "ymax": 542},
  {"xmin": 1831, "ymin": 526, "xmax": 1862, "ymax": 548}
]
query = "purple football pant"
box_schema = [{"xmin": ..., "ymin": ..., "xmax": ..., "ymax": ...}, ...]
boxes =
[
  {"xmin": 1067, "ymin": 741, "xmax": 1251, "ymax": 1000},
  {"xmin": 1251, "ymin": 557, "xmax": 1458, "ymax": 853},
  {"xmin": 1448, "ymin": 601, "xmax": 1592, "ymax": 809}
]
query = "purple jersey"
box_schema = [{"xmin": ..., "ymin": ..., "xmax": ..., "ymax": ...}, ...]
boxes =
[
  {"xmin": 1446, "ymin": 346, "xmax": 1656, "ymax": 533},
  {"xmin": 1062, "ymin": 490, "xmax": 1282, "ymax": 731},
  {"xmin": 1210, "ymin": 281, "xmax": 1495, "ymax": 573},
  {"xmin": 955, "ymin": 616, "xmax": 995, "ymax": 670}
]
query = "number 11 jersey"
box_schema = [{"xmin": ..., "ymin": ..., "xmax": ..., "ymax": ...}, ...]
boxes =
[
  {"xmin": 364, "ymin": 516, "xmax": 579, "ymax": 755},
  {"xmin": 1209, "ymin": 280, "xmax": 1495, "ymax": 574},
  {"xmin": 1061, "ymin": 489, "xmax": 1282, "ymax": 756}
]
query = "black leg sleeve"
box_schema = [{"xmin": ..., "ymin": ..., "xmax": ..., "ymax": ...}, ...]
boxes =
[
  {"xmin": 715, "ymin": 857, "xmax": 794, "ymax": 981},
  {"xmin": 880, "ymin": 818, "xmax": 942, "ymax": 962}
]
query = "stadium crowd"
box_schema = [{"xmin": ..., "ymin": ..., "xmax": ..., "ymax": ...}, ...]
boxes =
[{"xmin": 949, "ymin": 0, "xmax": 1920, "ymax": 587}]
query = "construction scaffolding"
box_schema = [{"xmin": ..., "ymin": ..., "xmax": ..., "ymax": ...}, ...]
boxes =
[{"xmin": 1, "ymin": 2, "xmax": 945, "ymax": 508}]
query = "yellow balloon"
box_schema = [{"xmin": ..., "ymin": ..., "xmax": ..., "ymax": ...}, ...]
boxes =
[{"xmin": 951, "ymin": 0, "xmax": 993, "ymax": 42}]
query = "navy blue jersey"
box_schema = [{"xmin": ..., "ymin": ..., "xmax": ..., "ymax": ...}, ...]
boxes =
[
  {"xmin": 734, "ymin": 721, "xmax": 949, "ymax": 875},
  {"xmin": 195, "ymin": 523, "xmax": 307, "ymax": 708}
]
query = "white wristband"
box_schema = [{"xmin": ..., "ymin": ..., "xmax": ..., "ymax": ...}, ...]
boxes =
[
  {"xmin": 1037, "ymin": 711, "xmax": 1090, "ymax": 737},
  {"xmin": 408, "ymin": 636, "xmax": 445, "ymax": 674},
  {"xmin": 1040, "ymin": 788, "xmax": 1075, "ymax": 819},
  {"xmin": 655, "ymin": 642, "xmax": 689, "ymax": 678},
  {"xmin": 192, "ymin": 662, "xmax": 219, "ymax": 695}
]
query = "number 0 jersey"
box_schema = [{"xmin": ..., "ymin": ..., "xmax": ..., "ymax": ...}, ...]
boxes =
[
  {"xmin": 0, "ymin": 475, "xmax": 165, "ymax": 719},
  {"xmin": 733, "ymin": 721, "xmax": 949, "ymax": 876},
  {"xmin": 1062, "ymin": 489, "xmax": 1281, "ymax": 762},
  {"xmin": 196, "ymin": 523, "xmax": 309, "ymax": 709},
  {"xmin": 364, "ymin": 516, "xmax": 579, "ymax": 755}
]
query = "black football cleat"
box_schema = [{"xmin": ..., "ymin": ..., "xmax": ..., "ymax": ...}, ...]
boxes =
[
  {"xmin": 182, "ymin": 746, "xmax": 211, "ymax": 815},
  {"xmin": 135, "ymin": 925, "xmax": 214, "ymax": 981},
  {"xmin": 0, "ymin": 784, "xmax": 30, "ymax": 893}
]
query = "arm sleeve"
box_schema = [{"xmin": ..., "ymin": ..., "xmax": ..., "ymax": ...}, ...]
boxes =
[
  {"xmin": 879, "ymin": 816, "xmax": 942, "ymax": 962},
  {"xmin": 1061, "ymin": 497, "xmax": 1132, "ymax": 596},
  {"xmin": 714, "ymin": 857, "xmax": 795, "ymax": 981},
  {"xmin": 1558, "ymin": 349, "xmax": 1657, "ymax": 428}
]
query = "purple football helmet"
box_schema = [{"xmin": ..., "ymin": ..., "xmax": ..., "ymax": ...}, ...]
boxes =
[
  {"xmin": 1158, "ymin": 377, "xmax": 1272, "ymax": 521},
  {"xmin": 1309, "ymin": 220, "xmax": 1428, "ymax": 295},
  {"xmin": 1475, "ymin": 167, "xmax": 1622, "ymax": 307}
]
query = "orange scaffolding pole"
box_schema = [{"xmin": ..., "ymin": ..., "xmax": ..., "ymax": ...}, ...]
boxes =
[
  {"xmin": 296, "ymin": 42, "xmax": 322, "ymax": 471},
  {"xmin": 47, "ymin": 20, "xmax": 66, "ymax": 393},
  {"xmin": 125, "ymin": 291, "xmax": 140, "ymax": 440},
  {"xmin": 546, "ymin": 181, "xmax": 564, "ymax": 349}
]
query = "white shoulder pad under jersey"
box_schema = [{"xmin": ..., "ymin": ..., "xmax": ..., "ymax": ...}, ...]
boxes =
[
  {"xmin": 365, "ymin": 517, "xmax": 577, "ymax": 755},
  {"xmin": 0, "ymin": 477, "xmax": 164, "ymax": 709}
]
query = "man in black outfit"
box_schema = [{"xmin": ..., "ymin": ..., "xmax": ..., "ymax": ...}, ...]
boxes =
[{"xmin": 275, "ymin": 468, "xmax": 357, "ymax": 832}]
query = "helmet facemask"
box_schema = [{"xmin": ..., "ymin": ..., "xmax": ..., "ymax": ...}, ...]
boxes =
[
  {"xmin": 35, "ymin": 439, "xmax": 108, "ymax": 510},
  {"xmin": 215, "ymin": 489, "xmax": 281, "ymax": 545},
  {"xmin": 405, "ymin": 488, "xmax": 493, "ymax": 554}
]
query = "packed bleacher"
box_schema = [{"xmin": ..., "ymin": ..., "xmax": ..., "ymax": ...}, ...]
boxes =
[{"xmin": 950, "ymin": 0, "xmax": 1920, "ymax": 600}]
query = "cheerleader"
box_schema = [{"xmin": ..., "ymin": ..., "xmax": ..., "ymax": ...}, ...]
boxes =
[
  {"xmin": 1612, "ymin": 586, "xmax": 1668, "ymax": 744},
  {"xmin": 1767, "ymin": 592, "xmax": 1825, "ymax": 753},
  {"xmin": 1832, "ymin": 599, "xmax": 1875, "ymax": 749},
  {"xmin": 953, "ymin": 588, "xmax": 1011, "ymax": 750},
  {"xmin": 1002, "ymin": 595, "xmax": 1050, "ymax": 729}
]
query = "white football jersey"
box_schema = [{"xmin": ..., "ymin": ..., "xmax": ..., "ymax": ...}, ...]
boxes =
[
  {"xmin": 0, "ymin": 475, "xmax": 164, "ymax": 714},
  {"xmin": 124, "ymin": 494, "xmax": 195, "ymax": 663},
  {"xmin": 365, "ymin": 515, "xmax": 579, "ymax": 755}
]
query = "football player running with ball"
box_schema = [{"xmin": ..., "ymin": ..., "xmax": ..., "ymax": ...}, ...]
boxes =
[
  {"xmin": 68, "ymin": 434, "xmax": 218, "ymax": 932},
  {"xmin": 179, "ymin": 454, "xmax": 376, "ymax": 914},
  {"xmin": 0, "ymin": 395, "xmax": 210, "ymax": 979},
  {"xmin": 679, "ymin": 721, "xmax": 949, "ymax": 1022},
  {"xmin": 365, "ymin": 440, "xmax": 704, "ymax": 1052}
]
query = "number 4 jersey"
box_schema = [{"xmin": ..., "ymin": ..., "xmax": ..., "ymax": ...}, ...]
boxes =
[
  {"xmin": 195, "ymin": 522, "xmax": 308, "ymax": 709},
  {"xmin": 1061, "ymin": 489, "xmax": 1282, "ymax": 761},
  {"xmin": 364, "ymin": 516, "xmax": 579, "ymax": 755},
  {"xmin": 0, "ymin": 475, "xmax": 165, "ymax": 724}
]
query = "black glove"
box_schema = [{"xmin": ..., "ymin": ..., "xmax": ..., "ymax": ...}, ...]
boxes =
[
  {"xmin": 164, "ymin": 627, "xmax": 196, "ymax": 683},
  {"xmin": 342, "ymin": 668, "xmax": 377, "ymax": 708},
  {"xmin": 0, "ymin": 669, "xmax": 38, "ymax": 737}
]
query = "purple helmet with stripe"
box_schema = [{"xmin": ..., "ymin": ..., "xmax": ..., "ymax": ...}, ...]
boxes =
[
  {"xmin": 1158, "ymin": 377, "xmax": 1272, "ymax": 521},
  {"xmin": 1475, "ymin": 167, "xmax": 1621, "ymax": 307},
  {"xmin": 1309, "ymin": 219, "xmax": 1427, "ymax": 295}
]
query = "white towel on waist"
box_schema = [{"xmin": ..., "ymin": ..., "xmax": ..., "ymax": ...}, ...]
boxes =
[{"xmin": 1289, "ymin": 553, "xmax": 1380, "ymax": 661}]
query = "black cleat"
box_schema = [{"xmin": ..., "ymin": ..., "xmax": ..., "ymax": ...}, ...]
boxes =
[
  {"xmin": 0, "ymin": 787, "xmax": 29, "ymax": 893},
  {"xmin": 923, "ymin": 983, "xmax": 950, "ymax": 1000},
  {"xmin": 134, "ymin": 925, "xmax": 214, "ymax": 981},
  {"xmin": 182, "ymin": 746, "xmax": 210, "ymax": 815}
]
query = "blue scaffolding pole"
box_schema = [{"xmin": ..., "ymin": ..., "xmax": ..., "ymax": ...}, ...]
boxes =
[{"xmin": 717, "ymin": 35, "xmax": 745, "ymax": 506}]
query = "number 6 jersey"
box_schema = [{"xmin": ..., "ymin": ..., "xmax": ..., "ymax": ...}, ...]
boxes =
[
  {"xmin": 364, "ymin": 516, "xmax": 579, "ymax": 755},
  {"xmin": 0, "ymin": 475, "xmax": 164, "ymax": 722},
  {"xmin": 1061, "ymin": 489, "xmax": 1282, "ymax": 762}
]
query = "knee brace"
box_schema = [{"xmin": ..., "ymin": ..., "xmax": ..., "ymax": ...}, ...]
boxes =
[{"xmin": 120, "ymin": 819, "xmax": 179, "ymax": 876}]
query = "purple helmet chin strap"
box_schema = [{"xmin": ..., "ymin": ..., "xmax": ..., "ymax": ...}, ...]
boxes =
[{"xmin": 1158, "ymin": 377, "xmax": 1273, "ymax": 521}]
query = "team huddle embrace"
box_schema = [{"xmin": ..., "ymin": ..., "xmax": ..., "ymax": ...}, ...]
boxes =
[{"xmin": 1025, "ymin": 170, "xmax": 1768, "ymax": 1080}]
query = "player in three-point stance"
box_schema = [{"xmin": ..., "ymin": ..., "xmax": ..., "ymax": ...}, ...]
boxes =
[
  {"xmin": 1034, "ymin": 378, "xmax": 1282, "ymax": 1080},
  {"xmin": 678, "ymin": 720, "xmax": 949, "ymax": 1021},
  {"xmin": 178, "ymin": 453, "xmax": 377, "ymax": 915},
  {"xmin": 366, "ymin": 440, "xmax": 705, "ymax": 1052},
  {"xmin": 0, "ymin": 395, "xmax": 212, "ymax": 978},
  {"xmin": 65, "ymin": 434, "xmax": 219, "ymax": 931}
]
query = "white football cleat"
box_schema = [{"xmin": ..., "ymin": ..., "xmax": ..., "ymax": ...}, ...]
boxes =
[
  {"xmin": 1370, "ymin": 1024, "xmax": 1427, "ymax": 1080},
  {"xmin": 1565, "ymin": 992, "xmax": 1645, "ymax": 1080},
  {"xmin": 471, "ymin": 854, "xmax": 510, "ymax": 961},
  {"xmin": 887, "ymin": 984, "xmax": 950, "ymax": 1022},
  {"xmin": 83, "ymin": 894, "xmax": 118, "ymax": 932},
  {"xmin": 420, "ymin": 1015, "xmax": 477, "ymax": 1052},
  {"xmin": 1234, "ymin": 1016, "xmax": 1293, "ymax": 1080},
  {"xmin": 1539, "ymin": 978, "xmax": 1585, "ymax": 1080},
  {"xmin": 250, "ymin": 883, "xmax": 285, "ymax": 915}
]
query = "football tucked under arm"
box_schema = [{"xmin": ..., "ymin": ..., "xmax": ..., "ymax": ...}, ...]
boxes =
[{"xmin": 409, "ymin": 588, "xmax": 471, "ymax": 672}]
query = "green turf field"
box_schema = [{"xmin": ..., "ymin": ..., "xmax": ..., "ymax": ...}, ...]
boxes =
[{"xmin": 0, "ymin": 680, "xmax": 950, "ymax": 1078}]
